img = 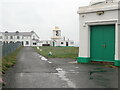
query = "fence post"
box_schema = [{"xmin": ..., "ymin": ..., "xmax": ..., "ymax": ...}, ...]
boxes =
[
  {"xmin": 0, "ymin": 42, "xmax": 2, "ymax": 90},
  {"xmin": 0, "ymin": 42, "xmax": 2, "ymax": 59}
]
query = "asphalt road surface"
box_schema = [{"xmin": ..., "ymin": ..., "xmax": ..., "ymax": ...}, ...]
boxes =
[{"xmin": 3, "ymin": 47, "xmax": 118, "ymax": 88}]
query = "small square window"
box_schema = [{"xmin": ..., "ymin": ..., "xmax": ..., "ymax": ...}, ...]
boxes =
[
  {"xmin": 10, "ymin": 36, "xmax": 13, "ymax": 39},
  {"xmin": 70, "ymin": 42, "xmax": 74, "ymax": 44},
  {"xmin": 17, "ymin": 36, "xmax": 20, "ymax": 39},
  {"xmin": 33, "ymin": 43, "xmax": 37, "ymax": 45},
  {"xmin": 26, "ymin": 41, "xmax": 29, "ymax": 45},
  {"xmin": 6, "ymin": 36, "xmax": 8, "ymax": 39},
  {"xmin": 0, "ymin": 36, "xmax": 2, "ymax": 39}
]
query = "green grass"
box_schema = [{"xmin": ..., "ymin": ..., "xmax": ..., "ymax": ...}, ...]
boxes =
[
  {"xmin": 1, "ymin": 46, "xmax": 23, "ymax": 73},
  {"xmin": 34, "ymin": 46, "xmax": 79, "ymax": 59},
  {"xmin": 0, "ymin": 46, "xmax": 22, "ymax": 86}
]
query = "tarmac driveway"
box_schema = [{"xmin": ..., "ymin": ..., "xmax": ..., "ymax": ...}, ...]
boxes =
[{"xmin": 3, "ymin": 47, "xmax": 119, "ymax": 88}]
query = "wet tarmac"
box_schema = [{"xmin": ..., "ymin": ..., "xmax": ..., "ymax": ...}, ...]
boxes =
[{"xmin": 3, "ymin": 47, "xmax": 119, "ymax": 88}]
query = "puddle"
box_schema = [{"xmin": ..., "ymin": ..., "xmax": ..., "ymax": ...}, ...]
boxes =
[
  {"xmin": 55, "ymin": 68, "xmax": 76, "ymax": 88},
  {"xmin": 75, "ymin": 67, "xmax": 79, "ymax": 69},
  {"xmin": 67, "ymin": 72, "xmax": 79, "ymax": 74},
  {"xmin": 20, "ymin": 73, "xmax": 23, "ymax": 77},
  {"xmin": 88, "ymin": 69, "xmax": 113, "ymax": 87},
  {"xmin": 89, "ymin": 70, "xmax": 107, "ymax": 75},
  {"xmin": 68, "ymin": 61, "xmax": 77, "ymax": 64},
  {"xmin": 69, "ymin": 70, "xmax": 75, "ymax": 72}
]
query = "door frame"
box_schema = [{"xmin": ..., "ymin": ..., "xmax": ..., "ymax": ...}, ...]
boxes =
[
  {"xmin": 90, "ymin": 24, "xmax": 115, "ymax": 62},
  {"xmin": 86, "ymin": 20, "xmax": 118, "ymax": 61},
  {"xmin": 66, "ymin": 42, "xmax": 69, "ymax": 46}
]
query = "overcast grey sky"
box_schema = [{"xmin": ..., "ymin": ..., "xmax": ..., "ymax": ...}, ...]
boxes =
[{"xmin": 0, "ymin": 0, "xmax": 91, "ymax": 45}]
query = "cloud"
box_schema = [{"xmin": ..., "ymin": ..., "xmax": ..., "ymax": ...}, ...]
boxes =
[{"xmin": 0, "ymin": 0, "xmax": 91, "ymax": 44}]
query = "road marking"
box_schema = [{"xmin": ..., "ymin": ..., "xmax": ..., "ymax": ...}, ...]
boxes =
[
  {"xmin": 55, "ymin": 68, "xmax": 76, "ymax": 88},
  {"xmin": 69, "ymin": 70, "xmax": 75, "ymax": 72}
]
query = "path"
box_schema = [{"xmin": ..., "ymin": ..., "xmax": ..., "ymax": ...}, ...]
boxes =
[{"xmin": 3, "ymin": 47, "xmax": 118, "ymax": 88}]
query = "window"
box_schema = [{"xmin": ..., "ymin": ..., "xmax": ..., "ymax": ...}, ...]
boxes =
[
  {"xmin": 46, "ymin": 41, "xmax": 48, "ymax": 44},
  {"xmin": 10, "ymin": 41, "xmax": 13, "ymax": 43},
  {"xmin": 70, "ymin": 42, "xmax": 74, "ymax": 44},
  {"xmin": 26, "ymin": 41, "xmax": 29, "ymax": 45},
  {"xmin": 56, "ymin": 31, "xmax": 59, "ymax": 36},
  {"xmin": 17, "ymin": 36, "xmax": 20, "ymax": 39},
  {"xmin": 0, "ymin": 36, "xmax": 2, "ymax": 39},
  {"xmin": 33, "ymin": 43, "xmax": 37, "ymax": 45},
  {"xmin": 16, "ymin": 41, "xmax": 20, "ymax": 43},
  {"xmin": 10, "ymin": 36, "xmax": 13, "ymax": 39},
  {"xmin": 6, "ymin": 36, "xmax": 8, "ymax": 39},
  {"xmin": 33, "ymin": 36, "xmax": 35, "ymax": 40},
  {"xmin": 61, "ymin": 42, "xmax": 64, "ymax": 44}
]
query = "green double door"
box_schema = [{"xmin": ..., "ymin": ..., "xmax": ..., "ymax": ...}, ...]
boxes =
[{"xmin": 90, "ymin": 25, "xmax": 115, "ymax": 62}]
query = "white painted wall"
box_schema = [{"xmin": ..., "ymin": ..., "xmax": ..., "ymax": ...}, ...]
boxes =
[
  {"xmin": 78, "ymin": 3, "xmax": 118, "ymax": 59},
  {"xmin": 118, "ymin": 24, "xmax": 120, "ymax": 60},
  {"xmin": 39, "ymin": 40, "xmax": 74, "ymax": 47},
  {"xmin": 0, "ymin": 32, "xmax": 40, "ymax": 46}
]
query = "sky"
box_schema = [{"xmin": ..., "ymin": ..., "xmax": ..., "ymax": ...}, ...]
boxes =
[{"xmin": 0, "ymin": 0, "xmax": 91, "ymax": 46}]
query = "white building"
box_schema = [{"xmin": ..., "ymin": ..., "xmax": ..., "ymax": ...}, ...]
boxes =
[
  {"xmin": 77, "ymin": 0, "xmax": 120, "ymax": 66},
  {"xmin": 0, "ymin": 31, "xmax": 40, "ymax": 46},
  {"xmin": 40, "ymin": 26, "xmax": 74, "ymax": 47},
  {"xmin": 39, "ymin": 40, "xmax": 52, "ymax": 46}
]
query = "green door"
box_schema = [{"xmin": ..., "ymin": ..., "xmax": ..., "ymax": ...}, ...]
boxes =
[
  {"xmin": 53, "ymin": 42, "xmax": 55, "ymax": 46},
  {"xmin": 90, "ymin": 25, "xmax": 115, "ymax": 62}
]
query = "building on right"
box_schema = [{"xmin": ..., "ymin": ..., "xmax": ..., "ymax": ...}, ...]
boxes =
[{"xmin": 77, "ymin": 0, "xmax": 120, "ymax": 66}]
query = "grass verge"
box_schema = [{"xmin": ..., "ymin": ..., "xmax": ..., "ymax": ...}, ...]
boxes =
[
  {"xmin": 0, "ymin": 46, "xmax": 22, "ymax": 86},
  {"xmin": 1, "ymin": 46, "xmax": 23, "ymax": 73},
  {"xmin": 34, "ymin": 46, "xmax": 79, "ymax": 59}
]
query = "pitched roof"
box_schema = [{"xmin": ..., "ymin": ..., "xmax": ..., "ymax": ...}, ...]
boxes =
[
  {"xmin": 1, "ymin": 32, "xmax": 33, "ymax": 36},
  {"xmin": 0, "ymin": 31, "xmax": 40, "ymax": 39}
]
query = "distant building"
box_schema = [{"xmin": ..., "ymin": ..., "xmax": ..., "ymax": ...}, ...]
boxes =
[
  {"xmin": 40, "ymin": 26, "xmax": 74, "ymax": 47},
  {"xmin": 0, "ymin": 31, "xmax": 40, "ymax": 46},
  {"xmin": 39, "ymin": 40, "xmax": 52, "ymax": 46},
  {"xmin": 77, "ymin": 0, "xmax": 120, "ymax": 66}
]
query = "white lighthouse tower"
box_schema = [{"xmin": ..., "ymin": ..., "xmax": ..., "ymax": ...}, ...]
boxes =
[
  {"xmin": 51, "ymin": 26, "xmax": 61, "ymax": 40},
  {"xmin": 51, "ymin": 26, "xmax": 62, "ymax": 46}
]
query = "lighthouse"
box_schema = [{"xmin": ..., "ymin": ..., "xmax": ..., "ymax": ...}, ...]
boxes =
[
  {"xmin": 51, "ymin": 26, "xmax": 62, "ymax": 46},
  {"xmin": 51, "ymin": 26, "xmax": 61, "ymax": 41}
]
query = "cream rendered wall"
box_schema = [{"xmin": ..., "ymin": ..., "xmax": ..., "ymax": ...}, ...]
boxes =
[
  {"xmin": 118, "ymin": 25, "xmax": 120, "ymax": 60},
  {"xmin": 52, "ymin": 40, "xmax": 74, "ymax": 47},
  {"xmin": 118, "ymin": 6, "xmax": 120, "ymax": 60},
  {"xmin": 14, "ymin": 36, "xmax": 24, "ymax": 43},
  {"xmin": 31, "ymin": 33, "xmax": 39, "ymax": 46},
  {"xmin": 22, "ymin": 36, "xmax": 31, "ymax": 46},
  {"xmin": 78, "ymin": 9, "xmax": 118, "ymax": 58}
]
